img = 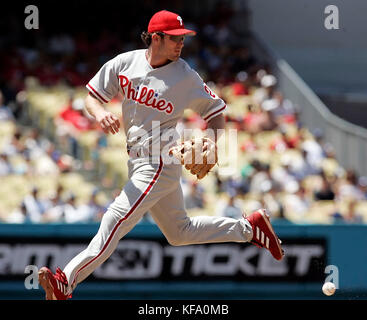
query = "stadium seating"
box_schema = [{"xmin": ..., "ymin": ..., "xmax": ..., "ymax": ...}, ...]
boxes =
[{"xmin": 13, "ymin": 75, "xmax": 360, "ymax": 225}]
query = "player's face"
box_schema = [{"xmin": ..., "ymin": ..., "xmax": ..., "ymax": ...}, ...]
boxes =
[{"xmin": 160, "ymin": 34, "xmax": 185, "ymax": 61}]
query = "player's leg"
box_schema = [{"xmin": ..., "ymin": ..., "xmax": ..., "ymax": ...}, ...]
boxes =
[
  {"xmin": 149, "ymin": 180, "xmax": 284, "ymax": 260},
  {"xmin": 39, "ymin": 158, "xmax": 167, "ymax": 299},
  {"xmin": 62, "ymin": 158, "xmax": 167, "ymax": 294},
  {"xmin": 149, "ymin": 182, "xmax": 253, "ymax": 245},
  {"xmin": 55, "ymin": 160, "xmax": 192, "ymax": 297}
]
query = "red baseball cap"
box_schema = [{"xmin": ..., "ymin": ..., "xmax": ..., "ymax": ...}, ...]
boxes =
[{"xmin": 148, "ymin": 10, "xmax": 196, "ymax": 36}]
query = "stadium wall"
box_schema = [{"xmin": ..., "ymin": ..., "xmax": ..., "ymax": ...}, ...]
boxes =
[
  {"xmin": 247, "ymin": 0, "xmax": 367, "ymax": 93},
  {"xmin": 0, "ymin": 222, "xmax": 366, "ymax": 300}
]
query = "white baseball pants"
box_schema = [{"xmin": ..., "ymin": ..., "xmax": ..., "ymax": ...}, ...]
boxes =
[{"xmin": 63, "ymin": 157, "xmax": 253, "ymax": 294}]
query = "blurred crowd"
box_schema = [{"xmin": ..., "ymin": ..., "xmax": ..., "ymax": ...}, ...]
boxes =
[
  {"xmin": 0, "ymin": 94, "xmax": 109, "ymax": 223},
  {"xmin": 180, "ymin": 69, "xmax": 367, "ymax": 224},
  {"xmin": 7, "ymin": 185, "xmax": 107, "ymax": 224},
  {"xmin": 0, "ymin": 1, "xmax": 252, "ymax": 103},
  {"xmin": 1, "ymin": 1, "xmax": 366, "ymax": 224}
]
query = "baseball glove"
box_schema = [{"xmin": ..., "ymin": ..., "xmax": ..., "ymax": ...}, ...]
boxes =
[{"xmin": 169, "ymin": 137, "xmax": 218, "ymax": 179}]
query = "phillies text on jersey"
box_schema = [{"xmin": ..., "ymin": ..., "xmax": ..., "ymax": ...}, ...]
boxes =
[{"xmin": 86, "ymin": 49, "xmax": 227, "ymax": 150}]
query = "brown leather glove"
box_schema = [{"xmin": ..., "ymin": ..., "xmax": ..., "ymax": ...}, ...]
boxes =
[{"xmin": 169, "ymin": 137, "xmax": 218, "ymax": 179}]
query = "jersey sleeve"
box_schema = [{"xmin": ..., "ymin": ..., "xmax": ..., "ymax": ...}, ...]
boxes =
[
  {"xmin": 187, "ymin": 72, "xmax": 227, "ymax": 122},
  {"xmin": 86, "ymin": 55, "xmax": 121, "ymax": 104}
]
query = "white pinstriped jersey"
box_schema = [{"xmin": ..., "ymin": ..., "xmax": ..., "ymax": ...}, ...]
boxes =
[{"xmin": 86, "ymin": 49, "xmax": 226, "ymax": 151}]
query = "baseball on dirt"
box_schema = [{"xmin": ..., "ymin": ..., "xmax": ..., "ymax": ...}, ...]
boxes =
[{"xmin": 322, "ymin": 282, "xmax": 336, "ymax": 296}]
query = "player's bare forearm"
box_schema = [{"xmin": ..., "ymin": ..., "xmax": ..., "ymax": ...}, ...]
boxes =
[
  {"xmin": 206, "ymin": 113, "xmax": 225, "ymax": 143},
  {"xmin": 85, "ymin": 92, "xmax": 120, "ymax": 134}
]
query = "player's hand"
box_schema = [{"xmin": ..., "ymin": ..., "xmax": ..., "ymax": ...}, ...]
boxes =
[{"xmin": 95, "ymin": 111, "xmax": 120, "ymax": 135}]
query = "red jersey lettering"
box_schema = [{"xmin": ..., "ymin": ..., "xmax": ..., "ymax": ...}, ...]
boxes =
[{"xmin": 118, "ymin": 75, "xmax": 174, "ymax": 114}]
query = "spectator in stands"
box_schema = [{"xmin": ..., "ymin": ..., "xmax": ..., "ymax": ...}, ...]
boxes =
[
  {"xmin": 320, "ymin": 144, "xmax": 344, "ymax": 178},
  {"xmin": 22, "ymin": 187, "xmax": 49, "ymax": 223},
  {"xmin": 271, "ymin": 161, "xmax": 299, "ymax": 194},
  {"xmin": 42, "ymin": 194, "xmax": 65, "ymax": 223},
  {"xmin": 222, "ymin": 175, "xmax": 241, "ymax": 196},
  {"xmin": 331, "ymin": 200, "xmax": 363, "ymax": 224},
  {"xmin": 269, "ymin": 129, "xmax": 296, "ymax": 153},
  {"xmin": 0, "ymin": 90, "xmax": 14, "ymax": 121},
  {"xmin": 229, "ymin": 71, "xmax": 250, "ymax": 97},
  {"xmin": 238, "ymin": 160, "xmax": 256, "ymax": 194},
  {"xmin": 24, "ymin": 128, "xmax": 50, "ymax": 159},
  {"xmin": 336, "ymin": 169, "xmax": 365, "ymax": 201},
  {"xmin": 0, "ymin": 153, "xmax": 13, "ymax": 176},
  {"xmin": 259, "ymin": 108, "xmax": 278, "ymax": 132},
  {"xmin": 216, "ymin": 190, "xmax": 243, "ymax": 219},
  {"xmin": 242, "ymin": 104, "xmax": 271, "ymax": 134},
  {"xmin": 21, "ymin": 128, "xmax": 60, "ymax": 176},
  {"xmin": 12, "ymin": 90, "xmax": 27, "ymax": 121},
  {"xmin": 260, "ymin": 181, "xmax": 284, "ymax": 219},
  {"xmin": 31, "ymin": 153, "xmax": 57, "ymax": 176},
  {"xmin": 239, "ymin": 132, "xmax": 258, "ymax": 153},
  {"xmin": 2, "ymin": 129, "xmax": 25, "ymax": 157},
  {"xmin": 42, "ymin": 184, "xmax": 65, "ymax": 223},
  {"xmin": 314, "ymin": 174, "xmax": 335, "ymax": 201},
  {"xmin": 6, "ymin": 201, "xmax": 31, "ymax": 224},
  {"xmin": 249, "ymin": 162, "xmax": 273, "ymax": 194},
  {"xmin": 300, "ymin": 129, "xmax": 326, "ymax": 171},
  {"xmin": 344, "ymin": 200, "xmax": 364, "ymax": 223},
  {"xmin": 214, "ymin": 170, "xmax": 224, "ymax": 194},
  {"xmin": 59, "ymin": 97, "xmax": 92, "ymax": 132},
  {"xmin": 62, "ymin": 193, "xmax": 93, "ymax": 223},
  {"xmin": 283, "ymin": 185, "xmax": 310, "ymax": 219},
  {"xmin": 85, "ymin": 189, "xmax": 107, "ymax": 222},
  {"xmin": 33, "ymin": 142, "xmax": 61, "ymax": 175},
  {"xmin": 288, "ymin": 149, "xmax": 321, "ymax": 181},
  {"xmin": 23, "ymin": 152, "xmax": 36, "ymax": 176},
  {"xmin": 183, "ymin": 180, "xmax": 205, "ymax": 210},
  {"xmin": 54, "ymin": 154, "xmax": 74, "ymax": 173},
  {"xmin": 55, "ymin": 96, "xmax": 93, "ymax": 159},
  {"xmin": 357, "ymin": 176, "xmax": 367, "ymax": 200},
  {"xmin": 252, "ymin": 73, "xmax": 277, "ymax": 105},
  {"xmin": 262, "ymin": 91, "xmax": 297, "ymax": 125}
]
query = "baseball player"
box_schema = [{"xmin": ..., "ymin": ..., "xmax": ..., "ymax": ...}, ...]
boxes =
[{"xmin": 38, "ymin": 10, "xmax": 284, "ymax": 300}]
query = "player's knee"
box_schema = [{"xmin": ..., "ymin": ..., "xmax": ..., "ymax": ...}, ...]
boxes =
[
  {"xmin": 165, "ymin": 218, "xmax": 192, "ymax": 246},
  {"xmin": 166, "ymin": 229, "xmax": 191, "ymax": 246},
  {"xmin": 166, "ymin": 236, "xmax": 185, "ymax": 246}
]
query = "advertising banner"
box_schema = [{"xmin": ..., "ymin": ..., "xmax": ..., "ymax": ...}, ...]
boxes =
[{"xmin": 0, "ymin": 236, "xmax": 326, "ymax": 282}]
